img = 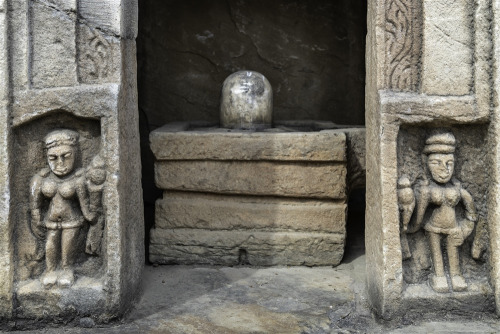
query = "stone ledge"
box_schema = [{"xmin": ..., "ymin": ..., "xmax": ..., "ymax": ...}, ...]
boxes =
[
  {"xmin": 156, "ymin": 192, "xmax": 346, "ymax": 233},
  {"xmin": 402, "ymin": 281, "xmax": 495, "ymax": 315},
  {"xmin": 150, "ymin": 124, "xmax": 346, "ymax": 162},
  {"xmin": 155, "ymin": 161, "xmax": 346, "ymax": 200},
  {"xmin": 150, "ymin": 229, "xmax": 345, "ymax": 266},
  {"xmin": 16, "ymin": 277, "xmax": 106, "ymax": 319}
]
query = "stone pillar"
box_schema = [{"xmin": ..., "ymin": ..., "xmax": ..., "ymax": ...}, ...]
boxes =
[
  {"xmin": 367, "ymin": 0, "xmax": 496, "ymax": 319},
  {"xmin": 0, "ymin": 0, "xmax": 143, "ymax": 321}
]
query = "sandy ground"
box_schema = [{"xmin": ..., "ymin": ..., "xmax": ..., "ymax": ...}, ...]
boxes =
[{"xmin": 5, "ymin": 238, "xmax": 500, "ymax": 333}]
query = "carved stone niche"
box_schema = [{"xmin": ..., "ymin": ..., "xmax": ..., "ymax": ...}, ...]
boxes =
[
  {"xmin": 397, "ymin": 126, "xmax": 493, "ymax": 314},
  {"xmin": 366, "ymin": 0, "xmax": 500, "ymax": 319},
  {"xmin": 9, "ymin": 111, "xmax": 125, "ymax": 320},
  {"xmin": 12, "ymin": 112, "xmax": 103, "ymax": 302},
  {"xmin": 0, "ymin": 0, "xmax": 143, "ymax": 323}
]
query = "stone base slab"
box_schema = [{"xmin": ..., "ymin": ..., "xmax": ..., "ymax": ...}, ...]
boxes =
[
  {"xmin": 402, "ymin": 281, "xmax": 495, "ymax": 315},
  {"xmin": 150, "ymin": 122, "xmax": 347, "ymax": 162},
  {"xmin": 15, "ymin": 277, "xmax": 106, "ymax": 320},
  {"xmin": 155, "ymin": 160, "xmax": 346, "ymax": 199},
  {"xmin": 156, "ymin": 192, "xmax": 346, "ymax": 233},
  {"xmin": 150, "ymin": 229, "xmax": 345, "ymax": 266}
]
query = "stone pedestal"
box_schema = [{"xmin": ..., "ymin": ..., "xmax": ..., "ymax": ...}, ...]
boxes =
[
  {"xmin": 0, "ymin": 0, "xmax": 143, "ymax": 322},
  {"xmin": 150, "ymin": 121, "xmax": 348, "ymax": 266},
  {"xmin": 366, "ymin": 0, "xmax": 499, "ymax": 319}
]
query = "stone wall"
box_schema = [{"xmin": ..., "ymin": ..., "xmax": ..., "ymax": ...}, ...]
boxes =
[{"xmin": 137, "ymin": 0, "xmax": 367, "ymax": 128}]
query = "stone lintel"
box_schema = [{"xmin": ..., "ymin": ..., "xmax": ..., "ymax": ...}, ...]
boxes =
[
  {"xmin": 380, "ymin": 92, "xmax": 487, "ymax": 124},
  {"xmin": 150, "ymin": 228, "xmax": 345, "ymax": 266},
  {"xmin": 150, "ymin": 125, "xmax": 346, "ymax": 162},
  {"xmin": 155, "ymin": 161, "xmax": 346, "ymax": 200},
  {"xmin": 156, "ymin": 192, "xmax": 346, "ymax": 233},
  {"xmin": 12, "ymin": 84, "xmax": 119, "ymax": 126}
]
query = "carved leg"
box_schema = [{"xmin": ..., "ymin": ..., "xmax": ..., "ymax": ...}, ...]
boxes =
[
  {"xmin": 429, "ymin": 232, "xmax": 445, "ymax": 276},
  {"xmin": 42, "ymin": 229, "xmax": 60, "ymax": 289},
  {"xmin": 447, "ymin": 235, "xmax": 467, "ymax": 292},
  {"xmin": 58, "ymin": 228, "xmax": 79, "ymax": 287},
  {"xmin": 401, "ymin": 232, "xmax": 411, "ymax": 260},
  {"xmin": 428, "ymin": 232, "xmax": 448, "ymax": 293}
]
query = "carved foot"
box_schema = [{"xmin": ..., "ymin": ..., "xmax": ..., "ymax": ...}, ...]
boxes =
[
  {"xmin": 58, "ymin": 269, "xmax": 75, "ymax": 288},
  {"xmin": 430, "ymin": 275, "xmax": 449, "ymax": 293},
  {"xmin": 451, "ymin": 275, "xmax": 468, "ymax": 292},
  {"xmin": 41, "ymin": 271, "xmax": 58, "ymax": 289}
]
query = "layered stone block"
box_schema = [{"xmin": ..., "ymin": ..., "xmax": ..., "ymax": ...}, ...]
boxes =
[
  {"xmin": 150, "ymin": 122, "xmax": 348, "ymax": 266},
  {"xmin": 150, "ymin": 229, "xmax": 345, "ymax": 266},
  {"xmin": 155, "ymin": 193, "xmax": 346, "ymax": 233},
  {"xmin": 0, "ymin": 0, "xmax": 143, "ymax": 323}
]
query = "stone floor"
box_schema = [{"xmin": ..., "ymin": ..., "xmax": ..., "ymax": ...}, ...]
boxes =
[{"xmin": 7, "ymin": 239, "xmax": 500, "ymax": 333}]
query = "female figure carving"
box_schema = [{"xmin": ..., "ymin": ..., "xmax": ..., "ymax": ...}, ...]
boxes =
[
  {"xmin": 398, "ymin": 132, "xmax": 477, "ymax": 292},
  {"xmin": 29, "ymin": 129, "xmax": 100, "ymax": 288}
]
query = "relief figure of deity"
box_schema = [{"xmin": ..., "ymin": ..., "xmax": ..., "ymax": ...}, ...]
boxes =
[
  {"xmin": 29, "ymin": 129, "xmax": 106, "ymax": 288},
  {"xmin": 398, "ymin": 131, "xmax": 477, "ymax": 293}
]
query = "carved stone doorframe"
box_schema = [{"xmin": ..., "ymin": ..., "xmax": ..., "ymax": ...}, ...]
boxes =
[
  {"xmin": 0, "ymin": 0, "xmax": 143, "ymax": 321},
  {"xmin": 366, "ymin": 0, "xmax": 499, "ymax": 318}
]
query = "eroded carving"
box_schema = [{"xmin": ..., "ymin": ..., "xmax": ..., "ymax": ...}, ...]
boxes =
[
  {"xmin": 77, "ymin": 25, "xmax": 111, "ymax": 82},
  {"xmin": 385, "ymin": 0, "xmax": 417, "ymax": 91},
  {"xmin": 398, "ymin": 131, "xmax": 478, "ymax": 292},
  {"xmin": 29, "ymin": 129, "xmax": 106, "ymax": 288}
]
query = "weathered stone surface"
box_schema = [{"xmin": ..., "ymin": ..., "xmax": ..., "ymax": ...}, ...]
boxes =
[
  {"xmin": 150, "ymin": 121, "xmax": 349, "ymax": 267},
  {"xmin": 10, "ymin": 1, "xmax": 29, "ymax": 90},
  {"xmin": 31, "ymin": 1, "xmax": 78, "ymax": 88},
  {"xmin": 16, "ymin": 278, "xmax": 106, "ymax": 320},
  {"xmin": 402, "ymin": 280, "xmax": 495, "ymax": 315},
  {"xmin": 2, "ymin": 0, "xmax": 144, "ymax": 324},
  {"xmin": 79, "ymin": 0, "xmax": 121, "ymax": 35},
  {"xmin": 150, "ymin": 123, "xmax": 346, "ymax": 162},
  {"xmin": 421, "ymin": 0, "xmax": 473, "ymax": 95},
  {"xmin": 77, "ymin": 24, "xmax": 121, "ymax": 84},
  {"xmin": 367, "ymin": 0, "xmax": 496, "ymax": 320},
  {"xmin": 150, "ymin": 229, "xmax": 345, "ymax": 266},
  {"xmin": 155, "ymin": 160, "xmax": 346, "ymax": 199},
  {"xmin": 156, "ymin": 192, "xmax": 346, "ymax": 233},
  {"xmin": 0, "ymin": 0, "xmax": 12, "ymax": 318},
  {"xmin": 137, "ymin": 0, "xmax": 366, "ymax": 128},
  {"xmin": 344, "ymin": 128, "xmax": 365, "ymax": 191},
  {"xmin": 490, "ymin": 0, "xmax": 500, "ymax": 316}
]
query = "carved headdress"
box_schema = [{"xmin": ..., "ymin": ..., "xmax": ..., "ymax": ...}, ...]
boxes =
[
  {"xmin": 423, "ymin": 131, "xmax": 456, "ymax": 155},
  {"xmin": 44, "ymin": 129, "xmax": 79, "ymax": 149}
]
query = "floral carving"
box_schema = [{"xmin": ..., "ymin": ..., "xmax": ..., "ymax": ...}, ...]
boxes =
[{"xmin": 385, "ymin": 0, "xmax": 417, "ymax": 91}]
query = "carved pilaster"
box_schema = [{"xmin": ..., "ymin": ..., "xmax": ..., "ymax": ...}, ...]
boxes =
[{"xmin": 385, "ymin": 0, "xmax": 420, "ymax": 91}]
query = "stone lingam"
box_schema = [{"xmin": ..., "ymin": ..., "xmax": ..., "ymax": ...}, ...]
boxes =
[{"xmin": 149, "ymin": 71, "xmax": 363, "ymax": 266}]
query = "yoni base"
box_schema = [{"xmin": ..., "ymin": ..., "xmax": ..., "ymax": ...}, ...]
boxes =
[{"xmin": 150, "ymin": 121, "xmax": 350, "ymax": 266}]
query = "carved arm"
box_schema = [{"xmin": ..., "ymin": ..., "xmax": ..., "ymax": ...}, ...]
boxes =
[
  {"xmin": 408, "ymin": 182, "xmax": 430, "ymax": 233},
  {"xmin": 29, "ymin": 172, "xmax": 46, "ymax": 239},
  {"xmin": 76, "ymin": 178, "xmax": 96, "ymax": 223},
  {"xmin": 460, "ymin": 188, "xmax": 477, "ymax": 222}
]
